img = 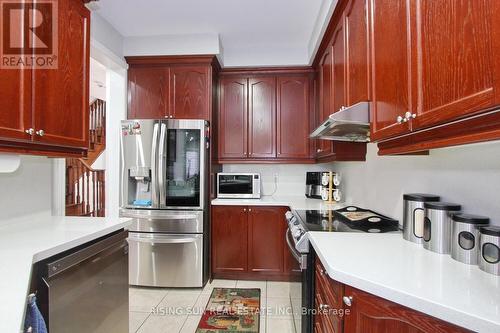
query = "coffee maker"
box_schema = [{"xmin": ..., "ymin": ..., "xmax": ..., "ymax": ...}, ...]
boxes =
[
  {"xmin": 305, "ymin": 172, "xmax": 323, "ymax": 199},
  {"xmin": 305, "ymin": 171, "xmax": 341, "ymax": 201}
]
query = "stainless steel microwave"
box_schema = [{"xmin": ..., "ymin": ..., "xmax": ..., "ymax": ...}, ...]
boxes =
[{"xmin": 217, "ymin": 173, "xmax": 261, "ymax": 199}]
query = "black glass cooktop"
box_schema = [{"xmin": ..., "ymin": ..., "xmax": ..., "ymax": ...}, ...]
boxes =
[{"xmin": 294, "ymin": 206, "xmax": 400, "ymax": 233}]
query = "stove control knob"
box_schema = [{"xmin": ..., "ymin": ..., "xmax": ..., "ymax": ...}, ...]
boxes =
[{"xmin": 292, "ymin": 227, "xmax": 304, "ymax": 238}]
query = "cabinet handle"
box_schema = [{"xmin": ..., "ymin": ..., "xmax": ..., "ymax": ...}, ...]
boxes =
[
  {"xmin": 319, "ymin": 304, "xmax": 330, "ymax": 310},
  {"xmin": 396, "ymin": 115, "xmax": 404, "ymax": 124},
  {"xmin": 243, "ymin": 208, "xmax": 247, "ymax": 212},
  {"xmin": 36, "ymin": 129, "xmax": 45, "ymax": 137},
  {"xmin": 405, "ymin": 111, "xmax": 416, "ymax": 121},
  {"xmin": 319, "ymin": 268, "xmax": 325, "ymax": 276},
  {"xmin": 25, "ymin": 128, "xmax": 34, "ymax": 135},
  {"xmin": 248, "ymin": 208, "xmax": 252, "ymax": 212},
  {"xmin": 343, "ymin": 296, "xmax": 353, "ymax": 307},
  {"xmin": 317, "ymin": 149, "xmax": 322, "ymax": 153}
]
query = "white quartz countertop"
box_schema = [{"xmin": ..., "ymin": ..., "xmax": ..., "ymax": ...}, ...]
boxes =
[
  {"xmin": 308, "ymin": 232, "xmax": 500, "ymax": 332},
  {"xmin": 212, "ymin": 195, "xmax": 345, "ymax": 210},
  {"xmin": 0, "ymin": 211, "xmax": 131, "ymax": 333}
]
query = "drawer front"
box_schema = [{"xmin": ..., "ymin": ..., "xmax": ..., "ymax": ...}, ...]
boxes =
[
  {"xmin": 315, "ymin": 260, "xmax": 343, "ymax": 308},
  {"xmin": 315, "ymin": 272, "xmax": 342, "ymax": 333}
]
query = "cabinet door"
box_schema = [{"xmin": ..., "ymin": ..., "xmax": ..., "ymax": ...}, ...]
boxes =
[
  {"xmin": 170, "ymin": 66, "xmax": 210, "ymax": 120},
  {"xmin": 248, "ymin": 206, "xmax": 285, "ymax": 273},
  {"xmin": 128, "ymin": 67, "xmax": 169, "ymax": 119},
  {"xmin": 277, "ymin": 75, "xmax": 311, "ymax": 159},
  {"xmin": 218, "ymin": 77, "xmax": 248, "ymax": 159},
  {"xmin": 0, "ymin": 58, "xmax": 31, "ymax": 142},
  {"xmin": 411, "ymin": 0, "xmax": 500, "ymax": 130},
  {"xmin": 248, "ymin": 77, "xmax": 276, "ymax": 158},
  {"xmin": 343, "ymin": 286, "xmax": 468, "ymax": 333},
  {"xmin": 212, "ymin": 206, "xmax": 248, "ymax": 273},
  {"xmin": 344, "ymin": 0, "xmax": 369, "ymax": 106},
  {"xmin": 317, "ymin": 47, "xmax": 334, "ymax": 158},
  {"xmin": 368, "ymin": 0, "xmax": 411, "ymax": 141},
  {"xmin": 32, "ymin": 0, "xmax": 90, "ymax": 148},
  {"xmin": 332, "ymin": 23, "xmax": 345, "ymax": 114}
]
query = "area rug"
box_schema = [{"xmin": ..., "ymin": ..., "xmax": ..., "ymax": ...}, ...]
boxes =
[{"xmin": 196, "ymin": 288, "xmax": 261, "ymax": 332}]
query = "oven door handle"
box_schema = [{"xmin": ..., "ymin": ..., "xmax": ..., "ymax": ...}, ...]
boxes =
[{"xmin": 286, "ymin": 228, "xmax": 307, "ymax": 270}]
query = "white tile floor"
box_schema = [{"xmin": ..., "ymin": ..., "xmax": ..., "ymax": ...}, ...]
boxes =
[{"xmin": 129, "ymin": 279, "xmax": 300, "ymax": 333}]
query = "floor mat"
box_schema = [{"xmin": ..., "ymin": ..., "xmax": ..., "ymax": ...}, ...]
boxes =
[{"xmin": 196, "ymin": 288, "xmax": 261, "ymax": 332}]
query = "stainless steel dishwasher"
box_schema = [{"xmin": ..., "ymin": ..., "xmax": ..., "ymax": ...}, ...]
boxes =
[{"xmin": 41, "ymin": 230, "xmax": 129, "ymax": 333}]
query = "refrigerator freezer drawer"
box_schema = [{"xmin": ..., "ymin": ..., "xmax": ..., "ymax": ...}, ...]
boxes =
[
  {"xmin": 128, "ymin": 233, "xmax": 203, "ymax": 287},
  {"xmin": 121, "ymin": 209, "xmax": 204, "ymax": 233}
]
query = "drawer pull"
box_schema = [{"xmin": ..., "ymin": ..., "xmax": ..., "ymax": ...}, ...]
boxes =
[{"xmin": 343, "ymin": 296, "xmax": 353, "ymax": 307}]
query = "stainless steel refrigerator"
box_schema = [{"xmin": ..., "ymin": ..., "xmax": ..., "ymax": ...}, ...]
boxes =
[{"xmin": 120, "ymin": 119, "xmax": 209, "ymax": 288}]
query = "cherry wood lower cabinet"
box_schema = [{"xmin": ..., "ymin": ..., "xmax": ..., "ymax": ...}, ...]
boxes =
[
  {"xmin": 212, "ymin": 205, "xmax": 248, "ymax": 273},
  {"xmin": 211, "ymin": 205, "xmax": 299, "ymax": 280},
  {"xmin": 314, "ymin": 260, "xmax": 470, "ymax": 333}
]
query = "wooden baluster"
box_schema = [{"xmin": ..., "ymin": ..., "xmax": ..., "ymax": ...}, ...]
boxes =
[
  {"xmin": 93, "ymin": 171, "xmax": 97, "ymax": 217},
  {"xmin": 86, "ymin": 171, "xmax": 90, "ymax": 215}
]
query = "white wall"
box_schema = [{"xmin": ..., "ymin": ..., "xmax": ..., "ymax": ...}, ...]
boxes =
[
  {"xmin": 90, "ymin": 12, "xmax": 124, "ymax": 61},
  {"xmin": 105, "ymin": 68, "xmax": 127, "ymax": 218},
  {"xmin": 222, "ymin": 163, "xmax": 333, "ymax": 196},
  {"xmin": 223, "ymin": 141, "xmax": 500, "ymax": 226},
  {"xmin": 123, "ymin": 33, "xmax": 221, "ymax": 58},
  {"xmin": 333, "ymin": 142, "xmax": 500, "ymax": 226},
  {"xmin": 0, "ymin": 156, "xmax": 52, "ymax": 221}
]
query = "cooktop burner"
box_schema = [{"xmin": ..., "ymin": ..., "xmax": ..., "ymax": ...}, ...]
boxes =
[{"xmin": 294, "ymin": 206, "xmax": 400, "ymax": 233}]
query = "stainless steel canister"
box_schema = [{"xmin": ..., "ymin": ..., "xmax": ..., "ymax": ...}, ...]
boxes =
[
  {"xmin": 479, "ymin": 226, "xmax": 500, "ymax": 276},
  {"xmin": 451, "ymin": 214, "xmax": 489, "ymax": 265},
  {"xmin": 423, "ymin": 202, "xmax": 461, "ymax": 254},
  {"xmin": 402, "ymin": 194, "xmax": 440, "ymax": 244}
]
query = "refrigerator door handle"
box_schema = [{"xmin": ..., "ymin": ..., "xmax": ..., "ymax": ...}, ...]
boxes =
[
  {"xmin": 151, "ymin": 123, "xmax": 159, "ymax": 207},
  {"xmin": 158, "ymin": 122, "xmax": 167, "ymax": 206}
]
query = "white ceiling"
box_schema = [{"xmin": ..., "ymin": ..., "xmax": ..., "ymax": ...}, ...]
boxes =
[{"xmin": 94, "ymin": 0, "xmax": 336, "ymax": 67}]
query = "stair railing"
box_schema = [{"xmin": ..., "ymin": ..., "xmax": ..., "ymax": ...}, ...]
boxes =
[{"xmin": 66, "ymin": 159, "xmax": 105, "ymax": 217}]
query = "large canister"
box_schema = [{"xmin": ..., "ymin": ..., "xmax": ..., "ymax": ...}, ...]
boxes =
[
  {"xmin": 402, "ymin": 193, "xmax": 440, "ymax": 244},
  {"xmin": 423, "ymin": 202, "xmax": 462, "ymax": 254}
]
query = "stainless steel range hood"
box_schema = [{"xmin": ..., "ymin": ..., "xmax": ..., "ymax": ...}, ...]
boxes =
[{"xmin": 309, "ymin": 101, "xmax": 370, "ymax": 142}]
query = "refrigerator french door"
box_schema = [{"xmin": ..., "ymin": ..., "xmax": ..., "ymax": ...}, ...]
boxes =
[{"xmin": 120, "ymin": 119, "xmax": 209, "ymax": 288}]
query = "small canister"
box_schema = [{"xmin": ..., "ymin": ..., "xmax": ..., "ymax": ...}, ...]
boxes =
[
  {"xmin": 451, "ymin": 214, "xmax": 489, "ymax": 265},
  {"xmin": 479, "ymin": 226, "xmax": 500, "ymax": 276},
  {"xmin": 402, "ymin": 194, "xmax": 440, "ymax": 244},
  {"xmin": 422, "ymin": 202, "xmax": 461, "ymax": 254}
]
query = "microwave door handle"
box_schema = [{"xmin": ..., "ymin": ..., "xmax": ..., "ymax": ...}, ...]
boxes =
[
  {"xmin": 158, "ymin": 123, "xmax": 167, "ymax": 206},
  {"xmin": 151, "ymin": 123, "xmax": 159, "ymax": 207}
]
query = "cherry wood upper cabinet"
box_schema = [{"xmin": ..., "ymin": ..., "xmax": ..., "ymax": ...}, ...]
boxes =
[
  {"xmin": 170, "ymin": 66, "xmax": 210, "ymax": 119},
  {"xmin": 344, "ymin": 0, "xmax": 369, "ymax": 106},
  {"xmin": 127, "ymin": 67, "xmax": 169, "ymax": 119},
  {"xmin": 126, "ymin": 55, "xmax": 220, "ymax": 121},
  {"xmin": 410, "ymin": 0, "xmax": 500, "ymax": 130},
  {"xmin": 331, "ymin": 23, "xmax": 345, "ymax": 114},
  {"xmin": 212, "ymin": 205, "xmax": 248, "ymax": 274},
  {"xmin": 0, "ymin": 0, "xmax": 90, "ymax": 156},
  {"xmin": 218, "ymin": 77, "xmax": 248, "ymax": 159},
  {"xmin": 0, "ymin": 59, "xmax": 32, "ymax": 143},
  {"xmin": 248, "ymin": 206, "xmax": 285, "ymax": 273},
  {"xmin": 368, "ymin": 0, "xmax": 412, "ymax": 141},
  {"xmin": 248, "ymin": 77, "xmax": 277, "ymax": 158},
  {"xmin": 33, "ymin": 0, "xmax": 89, "ymax": 148},
  {"xmin": 317, "ymin": 47, "xmax": 335, "ymax": 158},
  {"xmin": 277, "ymin": 76, "xmax": 312, "ymax": 159},
  {"xmin": 343, "ymin": 285, "xmax": 469, "ymax": 333}
]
